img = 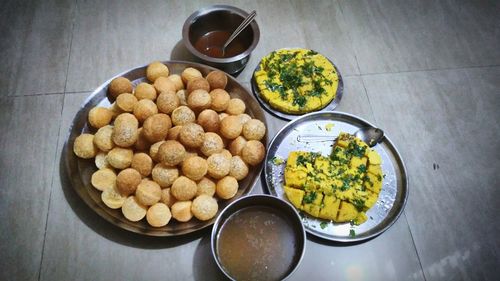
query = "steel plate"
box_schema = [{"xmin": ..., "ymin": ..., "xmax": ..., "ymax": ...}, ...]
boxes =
[
  {"xmin": 64, "ymin": 60, "xmax": 268, "ymax": 236},
  {"xmin": 251, "ymin": 49, "xmax": 344, "ymax": 121},
  {"xmin": 264, "ymin": 111, "xmax": 408, "ymax": 242}
]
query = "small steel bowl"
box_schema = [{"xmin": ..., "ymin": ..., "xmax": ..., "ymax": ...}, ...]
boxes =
[
  {"xmin": 182, "ymin": 5, "xmax": 260, "ymax": 74},
  {"xmin": 211, "ymin": 195, "xmax": 306, "ymax": 281}
]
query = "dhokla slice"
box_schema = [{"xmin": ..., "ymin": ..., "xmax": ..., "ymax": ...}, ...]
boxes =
[
  {"xmin": 284, "ymin": 186, "xmax": 305, "ymax": 210},
  {"xmin": 336, "ymin": 201, "xmax": 359, "ymax": 222},
  {"xmin": 318, "ymin": 195, "xmax": 340, "ymax": 220}
]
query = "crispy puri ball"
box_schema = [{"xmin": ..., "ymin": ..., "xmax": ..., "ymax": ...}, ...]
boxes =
[
  {"xmin": 74, "ymin": 133, "xmax": 97, "ymax": 159},
  {"xmin": 122, "ymin": 196, "xmax": 147, "ymax": 222},
  {"xmin": 216, "ymin": 176, "xmax": 238, "ymax": 199},
  {"xmin": 209, "ymin": 89, "xmax": 230, "ymax": 112},
  {"xmin": 108, "ymin": 77, "xmax": 133, "ymax": 98},
  {"xmin": 112, "ymin": 113, "xmax": 139, "ymax": 147},
  {"xmin": 146, "ymin": 202, "xmax": 172, "ymax": 227},
  {"xmin": 181, "ymin": 67, "xmax": 202, "ymax": 84},
  {"xmin": 166, "ymin": 126, "xmax": 182, "ymax": 140},
  {"xmin": 109, "ymin": 102, "xmax": 123, "ymax": 118},
  {"xmin": 220, "ymin": 115, "xmax": 243, "ymax": 139},
  {"xmin": 116, "ymin": 93, "xmax": 138, "ymax": 112},
  {"xmin": 134, "ymin": 128, "xmax": 150, "ymax": 151},
  {"xmin": 179, "ymin": 123, "xmax": 204, "ymax": 149},
  {"xmin": 219, "ymin": 112, "xmax": 229, "ymax": 121},
  {"xmin": 91, "ymin": 168, "xmax": 116, "ymax": 191},
  {"xmin": 135, "ymin": 179, "xmax": 162, "ymax": 206},
  {"xmin": 220, "ymin": 149, "xmax": 232, "ymax": 159},
  {"xmin": 238, "ymin": 113, "xmax": 252, "ymax": 126},
  {"xmin": 197, "ymin": 177, "xmax": 216, "ymax": 197},
  {"xmin": 176, "ymin": 90, "xmax": 187, "ymax": 106},
  {"xmin": 95, "ymin": 151, "xmax": 110, "ymax": 169},
  {"xmin": 156, "ymin": 90, "xmax": 179, "ymax": 114},
  {"xmin": 166, "ymin": 74, "xmax": 184, "ymax": 91},
  {"xmin": 229, "ymin": 136, "xmax": 247, "ymax": 156},
  {"xmin": 133, "ymin": 99, "xmax": 158, "ymax": 123},
  {"xmin": 197, "ymin": 109, "xmax": 220, "ymax": 133},
  {"xmin": 143, "ymin": 113, "xmax": 172, "ymax": 142},
  {"xmin": 153, "ymin": 76, "xmax": 176, "ymax": 94},
  {"xmin": 242, "ymin": 119, "xmax": 266, "ymax": 141},
  {"xmin": 88, "ymin": 107, "xmax": 113, "ymax": 129},
  {"xmin": 131, "ymin": 152, "xmax": 153, "ymax": 177},
  {"xmin": 116, "ymin": 168, "xmax": 142, "ymax": 196},
  {"xmin": 149, "ymin": 140, "xmax": 165, "ymax": 162},
  {"xmin": 230, "ymin": 156, "xmax": 249, "ymax": 180},
  {"xmin": 171, "ymin": 176, "xmax": 197, "ymax": 201},
  {"xmin": 226, "ymin": 98, "xmax": 246, "ymax": 115},
  {"xmin": 158, "ymin": 140, "xmax": 186, "ymax": 166},
  {"xmin": 187, "ymin": 89, "xmax": 211, "ymax": 112},
  {"xmin": 187, "ymin": 77, "xmax": 210, "ymax": 94},
  {"xmin": 94, "ymin": 125, "xmax": 115, "ymax": 152},
  {"xmin": 146, "ymin": 61, "xmax": 169, "ymax": 82},
  {"xmin": 171, "ymin": 105, "xmax": 195, "ymax": 126},
  {"xmin": 134, "ymin": 82, "xmax": 157, "ymax": 101},
  {"xmin": 171, "ymin": 201, "xmax": 193, "ymax": 222},
  {"xmin": 182, "ymin": 156, "xmax": 208, "ymax": 181},
  {"xmin": 192, "ymin": 195, "xmax": 218, "ymax": 221},
  {"xmin": 152, "ymin": 163, "xmax": 179, "ymax": 188},
  {"xmin": 101, "ymin": 185, "xmax": 127, "ymax": 209},
  {"xmin": 206, "ymin": 70, "xmax": 227, "ymax": 90},
  {"xmin": 207, "ymin": 153, "xmax": 231, "ymax": 179},
  {"xmin": 241, "ymin": 140, "xmax": 265, "ymax": 166},
  {"xmin": 107, "ymin": 147, "xmax": 133, "ymax": 169},
  {"xmin": 161, "ymin": 188, "xmax": 177, "ymax": 207},
  {"xmin": 182, "ymin": 150, "xmax": 199, "ymax": 164},
  {"xmin": 200, "ymin": 132, "xmax": 224, "ymax": 157}
]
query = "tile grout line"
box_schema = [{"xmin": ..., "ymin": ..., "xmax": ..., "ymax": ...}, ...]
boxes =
[
  {"xmin": 37, "ymin": 0, "xmax": 77, "ymax": 280},
  {"xmin": 351, "ymin": 63, "xmax": 500, "ymax": 77},
  {"xmin": 403, "ymin": 210, "xmax": 428, "ymax": 281},
  {"xmin": 6, "ymin": 90, "xmax": 91, "ymax": 98}
]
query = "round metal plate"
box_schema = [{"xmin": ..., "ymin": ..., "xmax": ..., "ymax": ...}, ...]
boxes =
[
  {"xmin": 251, "ymin": 49, "xmax": 344, "ymax": 121},
  {"xmin": 64, "ymin": 60, "xmax": 268, "ymax": 236},
  {"xmin": 263, "ymin": 111, "xmax": 408, "ymax": 242}
]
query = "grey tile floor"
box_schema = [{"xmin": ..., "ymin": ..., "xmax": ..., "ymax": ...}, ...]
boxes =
[{"xmin": 0, "ymin": 0, "xmax": 498, "ymax": 280}]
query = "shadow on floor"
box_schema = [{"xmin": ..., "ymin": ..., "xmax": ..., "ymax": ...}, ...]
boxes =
[
  {"xmin": 192, "ymin": 235, "xmax": 230, "ymax": 281},
  {"xmin": 59, "ymin": 144, "xmax": 206, "ymax": 249}
]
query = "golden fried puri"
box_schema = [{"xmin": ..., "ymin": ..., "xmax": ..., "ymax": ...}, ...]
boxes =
[
  {"xmin": 91, "ymin": 168, "xmax": 116, "ymax": 191},
  {"xmin": 166, "ymin": 74, "xmax": 184, "ymax": 91},
  {"xmin": 191, "ymin": 194, "xmax": 218, "ymax": 221},
  {"xmin": 171, "ymin": 176, "xmax": 197, "ymax": 201},
  {"xmin": 74, "ymin": 133, "xmax": 98, "ymax": 159},
  {"xmin": 112, "ymin": 113, "xmax": 139, "ymax": 147},
  {"xmin": 187, "ymin": 89, "xmax": 211, "ymax": 112},
  {"xmin": 153, "ymin": 76, "xmax": 177, "ymax": 94},
  {"xmin": 220, "ymin": 115, "xmax": 243, "ymax": 139},
  {"xmin": 88, "ymin": 107, "xmax": 113, "ymax": 128},
  {"xmin": 229, "ymin": 136, "xmax": 247, "ymax": 156},
  {"xmin": 166, "ymin": 125, "xmax": 182, "ymax": 140},
  {"xmin": 226, "ymin": 98, "xmax": 246, "ymax": 115},
  {"xmin": 122, "ymin": 196, "xmax": 147, "ymax": 222},
  {"xmin": 206, "ymin": 70, "xmax": 227, "ymax": 90},
  {"xmin": 209, "ymin": 89, "xmax": 230, "ymax": 112},
  {"xmin": 134, "ymin": 82, "xmax": 157, "ymax": 101},
  {"xmin": 230, "ymin": 156, "xmax": 249, "ymax": 180},
  {"xmin": 182, "ymin": 156, "xmax": 208, "ymax": 181},
  {"xmin": 116, "ymin": 168, "xmax": 142, "ymax": 196},
  {"xmin": 149, "ymin": 140, "xmax": 165, "ymax": 162},
  {"xmin": 95, "ymin": 151, "xmax": 110, "ymax": 169},
  {"xmin": 179, "ymin": 123, "xmax": 205, "ymax": 148},
  {"xmin": 171, "ymin": 105, "xmax": 195, "ymax": 126},
  {"xmin": 216, "ymin": 176, "xmax": 238, "ymax": 199},
  {"xmin": 186, "ymin": 77, "xmax": 210, "ymax": 94},
  {"xmin": 108, "ymin": 77, "xmax": 133, "ymax": 98},
  {"xmin": 161, "ymin": 188, "xmax": 177, "ymax": 207},
  {"xmin": 152, "ymin": 163, "xmax": 179, "ymax": 188},
  {"xmin": 158, "ymin": 140, "xmax": 186, "ymax": 166},
  {"xmin": 196, "ymin": 177, "xmax": 216, "ymax": 197},
  {"xmin": 242, "ymin": 119, "xmax": 266, "ymax": 141},
  {"xmin": 181, "ymin": 67, "xmax": 202, "ymax": 84},
  {"xmin": 238, "ymin": 113, "xmax": 252, "ymax": 125},
  {"xmin": 197, "ymin": 109, "xmax": 220, "ymax": 132},
  {"xmin": 171, "ymin": 201, "xmax": 193, "ymax": 222},
  {"xmin": 94, "ymin": 125, "xmax": 115, "ymax": 152},
  {"xmin": 131, "ymin": 152, "xmax": 153, "ymax": 177},
  {"xmin": 135, "ymin": 179, "xmax": 162, "ymax": 206},
  {"xmin": 107, "ymin": 147, "xmax": 133, "ymax": 169},
  {"xmin": 146, "ymin": 202, "xmax": 171, "ymax": 227},
  {"xmin": 146, "ymin": 61, "xmax": 169, "ymax": 82},
  {"xmin": 101, "ymin": 185, "xmax": 127, "ymax": 209},
  {"xmin": 207, "ymin": 153, "xmax": 231, "ymax": 179},
  {"xmin": 156, "ymin": 90, "xmax": 179, "ymax": 114},
  {"xmin": 200, "ymin": 132, "xmax": 224, "ymax": 157},
  {"xmin": 176, "ymin": 89, "xmax": 187, "ymax": 106},
  {"xmin": 143, "ymin": 113, "xmax": 171, "ymax": 142},
  {"xmin": 133, "ymin": 99, "xmax": 158, "ymax": 123},
  {"xmin": 116, "ymin": 93, "xmax": 138, "ymax": 112},
  {"xmin": 241, "ymin": 140, "xmax": 265, "ymax": 166}
]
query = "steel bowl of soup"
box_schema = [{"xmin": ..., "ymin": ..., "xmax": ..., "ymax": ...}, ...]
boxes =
[
  {"xmin": 211, "ymin": 194, "xmax": 306, "ymax": 281},
  {"xmin": 182, "ymin": 5, "xmax": 260, "ymax": 74}
]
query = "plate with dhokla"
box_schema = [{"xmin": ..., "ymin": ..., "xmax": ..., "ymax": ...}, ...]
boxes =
[{"xmin": 264, "ymin": 111, "xmax": 408, "ymax": 242}]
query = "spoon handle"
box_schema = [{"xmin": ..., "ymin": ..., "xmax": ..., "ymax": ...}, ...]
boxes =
[
  {"xmin": 297, "ymin": 135, "xmax": 337, "ymax": 143},
  {"xmin": 223, "ymin": 10, "xmax": 257, "ymax": 50}
]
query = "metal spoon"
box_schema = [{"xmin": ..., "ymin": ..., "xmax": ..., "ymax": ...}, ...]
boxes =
[
  {"xmin": 221, "ymin": 10, "xmax": 257, "ymax": 57},
  {"xmin": 297, "ymin": 127, "xmax": 385, "ymax": 147}
]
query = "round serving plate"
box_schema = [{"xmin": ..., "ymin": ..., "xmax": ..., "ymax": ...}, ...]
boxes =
[
  {"xmin": 251, "ymin": 49, "xmax": 344, "ymax": 121},
  {"xmin": 264, "ymin": 111, "xmax": 408, "ymax": 242},
  {"xmin": 64, "ymin": 60, "xmax": 268, "ymax": 236}
]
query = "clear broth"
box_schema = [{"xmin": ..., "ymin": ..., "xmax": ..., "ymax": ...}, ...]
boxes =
[{"xmin": 217, "ymin": 206, "xmax": 299, "ymax": 281}]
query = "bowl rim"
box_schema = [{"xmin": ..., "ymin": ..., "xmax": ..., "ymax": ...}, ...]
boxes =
[
  {"xmin": 182, "ymin": 5, "xmax": 260, "ymax": 63},
  {"xmin": 210, "ymin": 194, "xmax": 306, "ymax": 281}
]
